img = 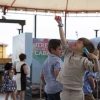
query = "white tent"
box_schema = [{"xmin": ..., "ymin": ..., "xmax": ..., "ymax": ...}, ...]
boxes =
[{"xmin": 0, "ymin": 0, "xmax": 100, "ymax": 13}]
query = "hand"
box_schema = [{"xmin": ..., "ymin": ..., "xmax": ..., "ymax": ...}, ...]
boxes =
[
  {"xmin": 92, "ymin": 83, "xmax": 96, "ymax": 90},
  {"xmin": 55, "ymin": 16, "xmax": 62, "ymax": 24},
  {"xmin": 87, "ymin": 53, "xmax": 98, "ymax": 60},
  {"xmin": 11, "ymin": 69, "xmax": 13, "ymax": 72},
  {"xmin": 11, "ymin": 70, "xmax": 14, "ymax": 74}
]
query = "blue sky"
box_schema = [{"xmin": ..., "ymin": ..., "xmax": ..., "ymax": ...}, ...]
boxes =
[{"xmin": 0, "ymin": 11, "xmax": 100, "ymax": 55}]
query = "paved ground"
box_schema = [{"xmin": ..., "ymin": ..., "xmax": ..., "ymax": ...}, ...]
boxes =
[
  {"xmin": 1, "ymin": 93, "xmax": 100, "ymax": 100},
  {"xmin": 0, "ymin": 93, "xmax": 44, "ymax": 100}
]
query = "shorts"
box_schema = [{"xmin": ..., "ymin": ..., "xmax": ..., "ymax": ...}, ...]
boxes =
[
  {"xmin": 60, "ymin": 89, "xmax": 84, "ymax": 100},
  {"xmin": 85, "ymin": 94, "xmax": 95, "ymax": 100}
]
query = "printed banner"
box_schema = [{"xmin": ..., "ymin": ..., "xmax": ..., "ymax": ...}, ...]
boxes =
[{"xmin": 32, "ymin": 38, "xmax": 75, "ymax": 95}]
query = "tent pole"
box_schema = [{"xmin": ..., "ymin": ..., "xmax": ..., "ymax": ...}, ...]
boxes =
[
  {"xmin": 64, "ymin": 11, "xmax": 66, "ymax": 38},
  {"xmin": 34, "ymin": 15, "xmax": 37, "ymax": 38}
]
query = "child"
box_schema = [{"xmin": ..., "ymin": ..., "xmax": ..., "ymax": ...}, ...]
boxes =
[
  {"xmin": 40, "ymin": 39, "xmax": 63, "ymax": 100},
  {"xmin": 83, "ymin": 70, "xmax": 98, "ymax": 100},
  {"xmin": 55, "ymin": 17, "xmax": 100, "ymax": 100},
  {"xmin": 83, "ymin": 49, "xmax": 99, "ymax": 100},
  {"xmin": 93, "ymin": 48, "xmax": 100, "ymax": 99},
  {"xmin": 1, "ymin": 62, "xmax": 16, "ymax": 100}
]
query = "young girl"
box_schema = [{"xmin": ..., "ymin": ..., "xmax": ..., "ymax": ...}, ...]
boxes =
[{"xmin": 1, "ymin": 62, "xmax": 16, "ymax": 100}]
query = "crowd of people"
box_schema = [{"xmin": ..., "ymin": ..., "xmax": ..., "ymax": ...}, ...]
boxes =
[{"xmin": 1, "ymin": 17, "xmax": 100, "ymax": 100}]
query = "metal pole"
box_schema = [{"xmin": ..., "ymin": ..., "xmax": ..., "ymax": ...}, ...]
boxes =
[
  {"xmin": 64, "ymin": 11, "xmax": 66, "ymax": 38},
  {"xmin": 34, "ymin": 15, "xmax": 37, "ymax": 38},
  {"xmin": 94, "ymin": 30, "xmax": 99, "ymax": 38},
  {"xmin": 37, "ymin": 80, "xmax": 44, "ymax": 100},
  {"xmin": 18, "ymin": 29, "xmax": 20, "ymax": 34},
  {"xmin": 96, "ymin": 77, "xmax": 99, "ymax": 100},
  {"xmin": 76, "ymin": 31, "xmax": 78, "ymax": 39},
  {"xmin": 21, "ymin": 25, "xmax": 23, "ymax": 33},
  {"xmin": 17, "ymin": 29, "xmax": 22, "ymax": 34}
]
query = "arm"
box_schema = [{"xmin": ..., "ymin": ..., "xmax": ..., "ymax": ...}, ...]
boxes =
[
  {"xmin": 88, "ymin": 53, "xmax": 99, "ymax": 72},
  {"xmin": 54, "ymin": 70, "xmax": 59, "ymax": 77},
  {"xmin": 40, "ymin": 74, "xmax": 46, "ymax": 85},
  {"xmin": 23, "ymin": 65, "xmax": 28, "ymax": 75},
  {"xmin": 88, "ymin": 76, "xmax": 95, "ymax": 89},
  {"xmin": 53, "ymin": 59, "xmax": 62, "ymax": 77},
  {"xmin": 9, "ymin": 70, "xmax": 14, "ymax": 79},
  {"xmin": 93, "ymin": 57, "xmax": 99, "ymax": 72},
  {"xmin": 55, "ymin": 17, "xmax": 67, "ymax": 45},
  {"xmin": 59, "ymin": 27, "xmax": 67, "ymax": 45}
]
